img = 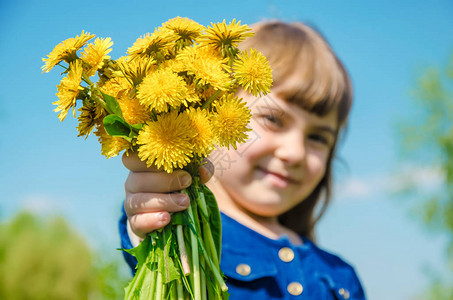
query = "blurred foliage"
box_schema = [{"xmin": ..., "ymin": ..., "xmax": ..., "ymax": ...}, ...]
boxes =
[
  {"xmin": 397, "ymin": 52, "xmax": 453, "ymax": 299},
  {"xmin": 0, "ymin": 211, "xmax": 128, "ymax": 299}
]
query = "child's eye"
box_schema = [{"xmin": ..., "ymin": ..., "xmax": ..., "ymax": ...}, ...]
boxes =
[
  {"xmin": 256, "ymin": 114, "xmax": 283, "ymax": 129},
  {"xmin": 261, "ymin": 114, "xmax": 283, "ymax": 128},
  {"xmin": 308, "ymin": 133, "xmax": 329, "ymax": 145},
  {"xmin": 265, "ymin": 115, "xmax": 282, "ymax": 124}
]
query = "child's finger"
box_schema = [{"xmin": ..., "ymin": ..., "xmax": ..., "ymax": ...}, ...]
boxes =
[
  {"xmin": 122, "ymin": 152, "xmax": 160, "ymax": 172},
  {"xmin": 199, "ymin": 159, "xmax": 215, "ymax": 183},
  {"xmin": 124, "ymin": 192, "xmax": 190, "ymax": 216},
  {"xmin": 125, "ymin": 169, "xmax": 192, "ymax": 193},
  {"xmin": 129, "ymin": 212, "xmax": 171, "ymax": 238}
]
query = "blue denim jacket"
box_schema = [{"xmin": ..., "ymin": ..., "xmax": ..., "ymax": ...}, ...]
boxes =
[{"xmin": 119, "ymin": 209, "xmax": 366, "ymax": 299}]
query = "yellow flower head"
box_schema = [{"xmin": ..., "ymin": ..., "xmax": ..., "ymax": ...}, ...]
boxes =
[
  {"xmin": 137, "ymin": 68, "xmax": 188, "ymax": 112},
  {"xmin": 117, "ymin": 93, "xmax": 151, "ymax": 125},
  {"xmin": 162, "ymin": 17, "xmax": 205, "ymax": 48},
  {"xmin": 116, "ymin": 56, "xmax": 156, "ymax": 87},
  {"xmin": 98, "ymin": 76, "xmax": 131, "ymax": 100},
  {"xmin": 159, "ymin": 57, "xmax": 185, "ymax": 73},
  {"xmin": 137, "ymin": 111, "xmax": 195, "ymax": 172},
  {"xmin": 42, "ymin": 31, "xmax": 95, "ymax": 73},
  {"xmin": 81, "ymin": 37, "xmax": 114, "ymax": 77},
  {"xmin": 95, "ymin": 124, "xmax": 131, "ymax": 158},
  {"xmin": 127, "ymin": 28, "xmax": 178, "ymax": 61},
  {"xmin": 185, "ymin": 84, "xmax": 203, "ymax": 104},
  {"xmin": 211, "ymin": 94, "xmax": 251, "ymax": 149},
  {"xmin": 176, "ymin": 45, "xmax": 231, "ymax": 91},
  {"xmin": 185, "ymin": 108, "xmax": 215, "ymax": 157},
  {"xmin": 200, "ymin": 19, "xmax": 253, "ymax": 53},
  {"xmin": 77, "ymin": 103, "xmax": 105, "ymax": 138},
  {"xmin": 53, "ymin": 60, "xmax": 84, "ymax": 121},
  {"xmin": 233, "ymin": 49, "xmax": 273, "ymax": 96}
]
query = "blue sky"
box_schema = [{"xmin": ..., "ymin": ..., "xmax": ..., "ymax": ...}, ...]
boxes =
[{"xmin": 1, "ymin": 0, "xmax": 453, "ymax": 299}]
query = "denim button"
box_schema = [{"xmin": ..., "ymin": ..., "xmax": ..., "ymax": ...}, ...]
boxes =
[
  {"xmin": 287, "ymin": 282, "xmax": 303, "ymax": 296},
  {"xmin": 236, "ymin": 263, "xmax": 251, "ymax": 276},
  {"xmin": 339, "ymin": 288, "xmax": 350, "ymax": 299},
  {"xmin": 278, "ymin": 247, "xmax": 295, "ymax": 262}
]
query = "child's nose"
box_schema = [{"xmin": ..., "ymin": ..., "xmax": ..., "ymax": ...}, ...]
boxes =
[{"xmin": 274, "ymin": 133, "xmax": 306, "ymax": 166}]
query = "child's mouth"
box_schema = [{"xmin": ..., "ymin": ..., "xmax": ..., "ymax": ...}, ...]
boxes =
[{"xmin": 257, "ymin": 167, "xmax": 300, "ymax": 188}]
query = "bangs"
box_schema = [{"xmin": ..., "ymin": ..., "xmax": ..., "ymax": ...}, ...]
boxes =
[{"xmin": 239, "ymin": 21, "xmax": 352, "ymax": 126}]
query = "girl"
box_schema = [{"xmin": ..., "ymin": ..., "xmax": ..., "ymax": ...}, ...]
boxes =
[{"xmin": 120, "ymin": 20, "xmax": 366, "ymax": 299}]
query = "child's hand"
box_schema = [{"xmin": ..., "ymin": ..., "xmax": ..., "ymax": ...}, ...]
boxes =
[{"xmin": 122, "ymin": 152, "xmax": 214, "ymax": 239}]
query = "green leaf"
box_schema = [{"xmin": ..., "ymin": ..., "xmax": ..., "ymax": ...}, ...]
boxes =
[
  {"xmin": 171, "ymin": 211, "xmax": 185, "ymax": 226},
  {"xmin": 130, "ymin": 123, "xmax": 144, "ymax": 131},
  {"xmin": 101, "ymin": 92, "xmax": 124, "ymax": 118},
  {"xmin": 159, "ymin": 228, "xmax": 180, "ymax": 284},
  {"xmin": 103, "ymin": 115, "xmax": 132, "ymax": 141},
  {"xmin": 123, "ymin": 235, "xmax": 152, "ymax": 267}
]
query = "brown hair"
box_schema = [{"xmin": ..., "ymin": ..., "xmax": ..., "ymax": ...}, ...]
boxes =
[{"xmin": 239, "ymin": 21, "xmax": 353, "ymax": 241}]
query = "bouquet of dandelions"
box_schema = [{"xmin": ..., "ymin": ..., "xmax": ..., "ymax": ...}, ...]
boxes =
[{"xmin": 42, "ymin": 17, "xmax": 272, "ymax": 300}]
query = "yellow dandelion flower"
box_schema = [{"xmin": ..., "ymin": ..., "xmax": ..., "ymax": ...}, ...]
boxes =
[
  {"xmin": 211, "ymin": 94, "xmax": 251, "ymax": 149},
  {"xmin": 162, "ymin": 17, "xmax": 205, "ymax": 47},
  {"xmin": 77, "ymin": 103, "xmax": 105, "ymax": 138},
  {"xmin": 185, "ymin": 108, "xmax": 215, "ymax": 157},
  {"xmin": 137, "ymin": 111, "xmax": 195, "ymax": 172},
  {"xmin": 42, "ymin": 31, "xmax": 95, "ymax": 73},
  {"xmin": 200, "ymin": 19, "xmax": 253, "ymax": 52},
  {"xmin": 233, "ymin": 49, "xmax": 273, "ymax": 96},
  {"xmin": 53, "ymin": 60, "xmax": 84, "ymax": 121},
  {"xmin": 137, "ymin": 68, "xmax": 188, "ymax": 112},
  {"xmin": 176, "ymin": 45, "xmax": 231, "ymax": 90},
  {"xmin": 159, "ymin": 57, "xmax": 185, "ymax": 73},
  {"xmin": 81, "ymin": 37, "xmax": 113, "ymax": 77},
  {"xmin": 95, "ymin": 124, "xmax": 131, "ymax": 158},
  {"xmin": 116, "ymin": 56, "xmax": 156, "ymax": 87},
  {"xmin": 185, "ymin": 84, "xmax": 203, "ymax": 105},
  {"xmin": 98, "ymin": 76, "xmax": 130, "ymax": 99},
  {"xmin": 127, "ymin": 28, "xmax": 178, "ymax": 61},
  {"xmin": 117, "ymin": 93, "xmax": 151, "ymax": 125}
]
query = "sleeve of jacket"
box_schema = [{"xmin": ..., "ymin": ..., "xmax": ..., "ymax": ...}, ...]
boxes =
[
  {"xmin": 338, "ymin": 264, "xmax": 366, "ymax": 300},
  {"xmin": 349, "ymin": 265, "xmax": 366, "ymax": 300},
  {"xmin": 119, "ymin": 203, "xmax": 138, "ymax": 275}
]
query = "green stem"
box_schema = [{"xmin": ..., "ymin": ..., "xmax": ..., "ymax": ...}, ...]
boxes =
[
  {"xmin": 56, "ymin": 63, "xmax": 69, "ymax": 71},
  {"xmin": 201, "ymin": 90, "xmax": 222, "ymax": 109},
  {"xmin": 193, "ymin": 178, "xmax": 208, "ymax": 217},
  {"xmin": 191, "ymin": 224, "xmax": 228, "ymax": 292},
  {"xmin": 93, "ymin": 91, "xmax": 114, "ymax": 115},
  {"xmin": 80, "ymin": 72, "xmax": 116, "ymax": 115},
  {"xmin": 150, "ymin": 231, "xmax": 158, "ymax": 246},
  {"xmin": 82, "ymin": 73, "xmax": 94, "ymax": 86},
  {"xmin": 201, "ymin": 258, "xmax": 207, "ymax": 300},
  {"xmin": 194, "ymin": 180, "xmax": 219, "ymax": 267},
  {"xmin": 149, "ymin": 262, "xmax": 157, "ymax": 300},
  {"xmin": 203, "ymin": 220, "xmax": 219, "ymax": 268},
  {"xmin": 171, "ymin": 282, "xmax": 177, "ymax": 300},
  {"xmin": 162, "ymin": 282, "xmax": 167, "ymax": 300},
  {"xmin": 163, "ymin": 227, "xmax": 171, "ymax": 283},
  {"xmin": 187, "ymin": 201, "xmax": 201, "ymax": 300},
  {"xmin": 156, "ymin": 270, "xmax": 163, "ymax": 300},
  {"xmin": 177, "ymin": 280, "xmax": 184, "ymax": 300},
  {"xmin": 176, "ymin": 224, "xmax": 190, "ymax": 275},
  {"xmin": 184, "ymin": 188, "xmax": 228, "ymax": 294},
  {"xmin": 125, "ymin": 261, "xmax": 146, "ymax": 300},
  {"xmin": 200, "ymin": 245, "xmax": 228, "ymax": 292}
]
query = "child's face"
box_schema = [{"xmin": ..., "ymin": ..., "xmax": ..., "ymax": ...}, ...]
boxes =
[{"xmin": 212, "ymin": 89, "xmax": 338, "ymax": 219}]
